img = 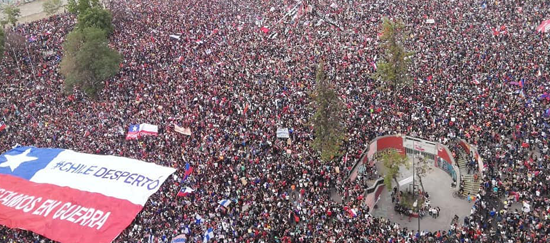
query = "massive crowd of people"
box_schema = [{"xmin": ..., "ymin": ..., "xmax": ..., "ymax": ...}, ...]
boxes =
[{"xmin": 1, "ymin": 0, "xmax": 549, "ymax": 242}]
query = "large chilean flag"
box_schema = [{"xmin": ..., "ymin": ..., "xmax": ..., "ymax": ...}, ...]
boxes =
[{"xmin": 0, "ymin": 146, "xmax": 176, "ymax": 243}]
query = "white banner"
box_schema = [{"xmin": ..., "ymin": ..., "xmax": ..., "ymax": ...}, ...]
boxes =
[
  {"xmin": 31, "ymin": 149, "xmax": 176, "ymax": 205},
  {"xmin": 276, "ymin": 128, "xmax": 290, "ymax": 138},
  {"xmin": 403, "ymin": 136, "xmax": 436, "ymax": 155}
]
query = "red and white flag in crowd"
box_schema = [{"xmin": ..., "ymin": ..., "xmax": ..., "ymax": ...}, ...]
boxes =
[
  {"xmin": 0, "ymin": 146, "xmax": 175, "ymax": 243},
  {"xmin": 0, "ymin": 122, "xmax": 6, "ymax": 132},
  {"xmin": 177, "ymin": 187, "xmax": 194, "ymax": 197},
  {"xmin": 347, "ymin": 208, "xmax": 358, "ymax": 218},
  {"xmin": 173, "ymin": 124, "xmax": 191, "ymax": 136},
  {"xmin": 260, "ymin": 26, "xmax": 270, "ymax": 34},
  {"xmin": 536, "ymin": 19, "xmax": 550, "ymax": 33},
  {"xmin": 126, "ymin": 124, "xmax": 159, "ymax": 140}
]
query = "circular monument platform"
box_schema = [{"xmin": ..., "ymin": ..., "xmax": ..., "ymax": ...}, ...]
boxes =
[{"xmin": 372, "ymin": 157, "xmax": 473, "ymax": 232}]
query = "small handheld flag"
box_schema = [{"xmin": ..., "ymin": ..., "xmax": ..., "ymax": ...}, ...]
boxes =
[
  {"xmin": 195, "ymin": 214, "xmax": 203, "ymax": 225},
  {"xmin": 182, "ymin": 163, "xmax": 193, "ymax": 182},
  {"xmin": 203, "ymin": 228, "xmax": 214, "ymax": 243},
  {"xmin": 218, "ymin": 199, "xmax": 231, "ymax": 207},
  {"xmin": 177, "ymin": 187, "xmax": 194, "ymax": 197}
]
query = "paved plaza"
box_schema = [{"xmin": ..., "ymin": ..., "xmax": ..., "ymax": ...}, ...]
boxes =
[{"xmin": 373, "ymin": 158, "xmax": 473, "ymax": 232}]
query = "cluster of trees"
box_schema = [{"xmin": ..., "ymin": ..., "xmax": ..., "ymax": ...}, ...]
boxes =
[
  {"xmin": 60, "ymin": 0, "xmax": 120, "ymax": 98},
  {"xmin": 310, "ymin": 17, "xmax": 411, "ymax": 164},
  {"xmin": 2, "ymin": 3, "xmax": 409, "ymax": 170},
  {"xmin": 0, "ymin": 0, "xmax": 120, "ymax": 99}
]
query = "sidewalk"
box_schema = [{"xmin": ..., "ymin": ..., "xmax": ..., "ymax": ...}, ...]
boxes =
[{"xmin": 1, "ymin": 0, "xmax": 67, "ymax": 24}]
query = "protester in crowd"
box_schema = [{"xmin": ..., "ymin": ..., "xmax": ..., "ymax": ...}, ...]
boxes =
[{"xmin": 1, "ymin": 0, "xmax": 549, "ymax": 242}]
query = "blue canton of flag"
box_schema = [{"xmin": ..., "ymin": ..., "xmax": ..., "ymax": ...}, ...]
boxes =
[
  {"xmin": 126, "ymin": 124, "xmax": 141, "ymax": 140},
  {"xmin": 0, "ymin": 146, "xmax": 63, "ymax": 180},
  {"xmin": 129, "ymin": 124, "xmax": 140, "ymax": 132}
]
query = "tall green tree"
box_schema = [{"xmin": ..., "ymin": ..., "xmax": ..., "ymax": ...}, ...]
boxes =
[
  {"xmin": 60, "ymin": 27, "xmax": 121, "ymax": 98},
  {"xmin": 311, "ymin": 61, "xmax": 345, "ymax": 162},
  {"xmin": 67, "ymin": 0, "xmax": 100, "ymax": 15},
  {"xmin": 0, "ymin": 28, "xmax": 4, "ymax": 61},
  {"xmin": 77, "ymin": 8, "xmax": 113, "ymax": 35},
  {"xmin": 414, "ymin": 155, "xmax": 432, "ymax": 194},
  {"xmin": 381, "ymin": 149, "xmax": 409, "ymax": 190},
  {"xmin": 1, "ymin": 5, "xmax": 21, "ymax": 27},
  {"xmin": 42, "ymin": 0, "xmax": 64, "ymax": 16},
  {"xmin": 372, "ymin": 17, "xmax": 412, "ymax": 91},
  {"xmin": 67, "ymin": 0, "xmax": 78, "ymax": 14}
]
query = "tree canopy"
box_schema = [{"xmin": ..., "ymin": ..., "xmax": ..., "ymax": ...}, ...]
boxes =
[
  {"xmin": 60, "ymin": 27, "xmax": 121, "ymax": 98},
  {"xmin": 1, "ymin": 4, "xmax": 21, "ymax": 27},
  {"xmin": 381, "ymin": 149, "xmax": 409, "ymax": 190},
  {"xmin": 42, "ymin": 0, "xmax": 64, "ymax": 16},
  {"xmin": 67, "ymin": 0, "xmax": 101, "ymax": 15},
  {"xmin": 311, "ymin": 61, "xmax": 345, "ymax": 162},
  {"xmin": 413, "ymin": 155, "xmax": 432, "ymax": 193},
  {"xmin": 77, "ymin": 7, "xmax": 113, "ymax": 35},
  {"xmin": 372, "ymin": 17, "xmax": 413, "ymax": 91}
]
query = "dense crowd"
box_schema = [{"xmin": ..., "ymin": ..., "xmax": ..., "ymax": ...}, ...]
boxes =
[{"xmin": 1, "ymin": 0, "xmax": 550, "ymax": 242}]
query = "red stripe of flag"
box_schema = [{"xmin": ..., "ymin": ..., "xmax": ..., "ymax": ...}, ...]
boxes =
[{"xmin": 0, "ymin": 174, "xmax": 143, "ymax": 243}]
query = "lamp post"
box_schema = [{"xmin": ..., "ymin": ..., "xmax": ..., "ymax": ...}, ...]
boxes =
[
  {"xmin": 412, "ymin": 140, "xmax": 421, "ymax": 233},
  {"xmin": 412, "ymin": 140, "xmax": 415, "ymax": 204},
  {"xmin": 403, "ymin": 135, "xmax": 421, "ymax": 232}
]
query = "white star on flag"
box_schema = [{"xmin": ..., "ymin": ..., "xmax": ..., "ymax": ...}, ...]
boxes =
[{"xmin": 0, "ymin": 148, "xmax": 38, "ymax": 171}]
